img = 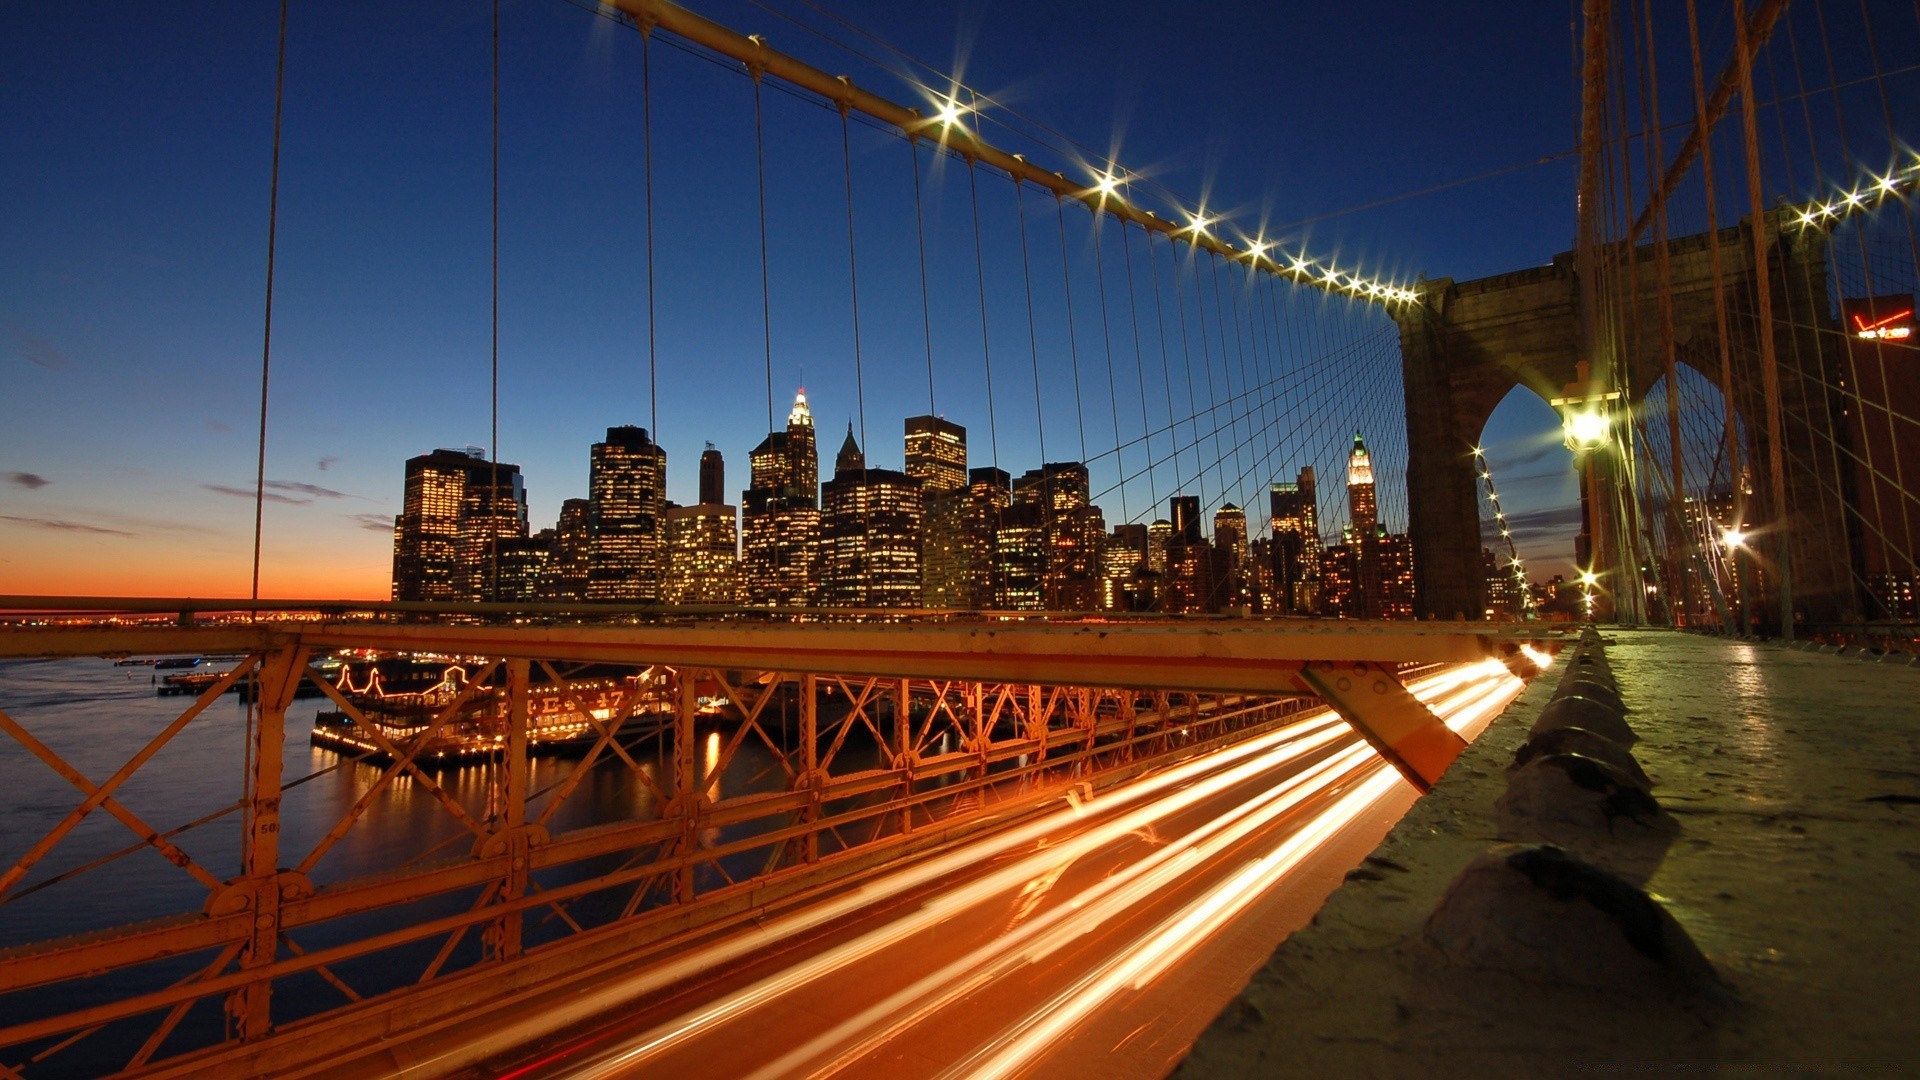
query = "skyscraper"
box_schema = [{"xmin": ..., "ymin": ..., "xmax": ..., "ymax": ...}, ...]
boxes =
[
  {"xmin": 903, "ymin": 415, "xmax": 967, "ymax": 494},
  {"xmin": 742, "ymin": 389, "xmax": 821, "ymax": 607},
  {"xmin": 663, "ymin": 503, "xmax": 740, "ymax": 604},
  {"xmin": 1213, "ymin": 502, "xmax": 1249, "ymax": 609},
  {"xmin": 1347, "ymin": 431, "xmax": 1377, "ymax": 538},
  {"xmin": 906, "ymin": 416, "xmax": 969, "ymax": 609},
  {"xmin": 964, "ymin": 467, "xmax": 1011, "ymax": 608},
  {"xmin": 1270, "ymin": 470, "xmax": 1321, "ymax": 614},
  {"xmin": 1013, "ymin": 463, "xmax": 1103, "ymax": 610},
  {"xmin": 541, "ymin": 497, "xmax": 592, "ymax": 601},
  {"xmin": 1168, "ymin": 495, "xmax": 1202, "ymax": 546},
  {"xmin": 820, "ymin": 427, "xmax": 923, "ymax": 607},
  {"xmin": 1103, "ymin": 523, "xmax": 1150, "ymax": 611},
  {"xmin": 698, "ymin": 443, "xmax": 726, "ymax": 507},
  {"xmin": 587, "ymin": 426, "xmax": 667, "ymax": 601},
  {"xmin": 993, "ymin": 501, "xmax": 1046, "ymax": 610},
  {"xmin": 1147, "ymin": 519, "xmax": 1173, "ymax": 575},
  {"xmin": 391, "ymin": 447, "xmax": 528, "ymax": 603}
]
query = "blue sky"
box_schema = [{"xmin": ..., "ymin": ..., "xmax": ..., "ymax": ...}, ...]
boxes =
[{"xmin": 13, "ymin": 0, "xmax": 1892, "ymax": 594}]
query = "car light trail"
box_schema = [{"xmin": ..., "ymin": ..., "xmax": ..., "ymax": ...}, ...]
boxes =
[
  {"xmin": 741, "ymin": 745, "xmax": 1384, "ymax": 1080},
  {"xmin": 939, "ymin": 765, "xmax": 1408, "ymax": 1080},
  {"xmin": 570, "ymin": 724, "xmax": 1366, "ymax": 1077},
  {"xmin": 490, "ymin": 662, "xmax": 1528, "ymax": 1080},
  {"xmin": 460, "ymin": 708, "xmax": 1356, "ymax": 1079}
]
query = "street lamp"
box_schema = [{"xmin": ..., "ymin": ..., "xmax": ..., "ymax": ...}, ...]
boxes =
[{"xmin": 1551, "ymin": 361, "xmax": 1637, "ymax": 625}]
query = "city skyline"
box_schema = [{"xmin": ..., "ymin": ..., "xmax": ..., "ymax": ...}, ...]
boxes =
[{"xmin": 388, "ymin": 387, "xmax": 1425, "ymax": 619}]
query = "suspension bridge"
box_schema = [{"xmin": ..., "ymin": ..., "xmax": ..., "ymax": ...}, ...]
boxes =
[{"xmin": 1, "ymin": 0, "xmax": 1916, "ymax": 1075}]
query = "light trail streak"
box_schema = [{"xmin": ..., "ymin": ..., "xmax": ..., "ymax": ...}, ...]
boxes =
[
  {"xmin": 503, "ymin": 663, "xmax": 1525, "ymax": 1080},
  {"xmin": 572, "ymin": 723, "xmax": 1365, "ymax": 1077},
  {"xmin": 441, "ymin": 705, "xmax": 1355, "ymax": 1077},
  {"xmin": 940, "ymin": 767, "xmax": 1408, "ymax": 1080},
  {"xmin": 742, "ymin": 744, "xmax": 1384, "ymax": 1080}
]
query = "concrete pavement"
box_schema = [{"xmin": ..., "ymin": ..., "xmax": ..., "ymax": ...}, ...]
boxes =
[{"xmin": 1179, "ymin": 627, "xmax": 1920, "ymax": 1075}]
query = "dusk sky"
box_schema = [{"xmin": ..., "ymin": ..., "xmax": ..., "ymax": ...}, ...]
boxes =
[{"xmin": 3, "ymin": 0, "xmax": 1903, "ymax": 597}]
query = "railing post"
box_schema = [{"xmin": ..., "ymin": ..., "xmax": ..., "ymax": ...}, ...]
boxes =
[
  {"xmin": 228, "ymin": 644, "xmax": 307, "ymax": 1041},
  {"xmin": 798, "ymin": 674, "xmax": 818, "ymax": 864},
  {"xmin": 484, "ymin": 659, "xmax": 530, "ymax": 962},
  {"xmin": 672, "ymin": 666, "xmax": 698, "ymax": 903},
  {"xmin": 894, "ymin": 677, "xmax": 912, "ymax": 835}
]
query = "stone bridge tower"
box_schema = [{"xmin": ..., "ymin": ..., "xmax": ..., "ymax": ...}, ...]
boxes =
[{"xmin": 1393, "ymin": 209, "xmax": 1858, "ymax": 626}]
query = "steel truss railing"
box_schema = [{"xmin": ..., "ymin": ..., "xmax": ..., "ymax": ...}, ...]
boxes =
[{"xmin": 0, "ymin": 608, "xmax": 1557, "ymax": 1075}]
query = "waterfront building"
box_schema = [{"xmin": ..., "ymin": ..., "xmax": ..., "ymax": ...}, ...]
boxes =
[
  {"xmin": 586, "ymin": 426, "xmax": 667, "ymax": 601},
  {"xmin": 391, "ymin": 447, "xmax": 528, "ymax": 603},
  {"xmin": 663, "ymin": 503, "xmax": 741, "ymax": 604}
]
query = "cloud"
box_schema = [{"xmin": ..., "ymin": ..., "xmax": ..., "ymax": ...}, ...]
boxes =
[
  {"xmin": 7, "ymin": 472, "xmax": 49, "ymax": 490},
  {"xmin": 1485, "ymin": 504, "xmax": 1586, "ymax": 546},
  {"xmin": 202, "ymin": 483, "xmax": 311, "ymax": 506},
  {"xmin": 206, "ymin": 420, "xmax": 232, "ymax": 434},
  {"xmin": 317, "ymin": 456, "xmax": 339, "ymax": 471},
  {"xmin": 267, "ymin": 480, "xmax": 350, "ymax": 500},
  {"xmin": 348, "ymin": 513, "xmax": 394, "ymax": 533},
  {"xmin": 0, "ymin": 514, "xmax": 134, "ymax": 537},
  {"xmin": 7, "ymin": 324, "xmax": 70, "ymax": 370}
]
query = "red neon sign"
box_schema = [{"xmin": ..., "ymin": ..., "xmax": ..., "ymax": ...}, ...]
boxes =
[{"xmin": 1852, "ymin": 308, "xmax": 1914, "ymax": 340}]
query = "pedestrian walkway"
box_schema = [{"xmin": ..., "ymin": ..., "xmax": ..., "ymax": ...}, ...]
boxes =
[{"xmin": 1179, "ymin": 628, "xmax": 1920, "ymax": 1075}]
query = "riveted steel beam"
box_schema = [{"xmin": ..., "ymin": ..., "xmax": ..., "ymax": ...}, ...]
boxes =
[{"xmin": 1295, "ymin": 661, "xmax": 1466, "ymax": 792}]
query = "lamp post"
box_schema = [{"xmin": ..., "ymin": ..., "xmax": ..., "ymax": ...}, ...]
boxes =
[
  {"xmin": 1551, "ymin": 361, "xmax": 1643, "ymax": 625},
  {"xmin": 1720, "ymin": 525, "xmax": 1751, "ymax": 635}
]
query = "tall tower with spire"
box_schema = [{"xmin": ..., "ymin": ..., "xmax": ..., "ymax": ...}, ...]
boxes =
[
  {"xmin": 787, "ymin": 387, "xmax": 818, "ymax": 502},
  {"xmin": 1346, "ymin": 431, "xmax": 1378, "ymax": 540},
  {"xmin": 741, "ymin": 388, "xmax": 822, "ymax": 606}
]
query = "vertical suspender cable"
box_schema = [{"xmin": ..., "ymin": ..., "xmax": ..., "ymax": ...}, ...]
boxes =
[
  {"xmin": 1119, "ymin": 223, "xmax": 1158, "ymax": 519},
  {"xmin": 643, "ymin": 28, "xmax": 658, "ymax": 443},
  {"xmin": 1014, "ymin": 181, "xmax": 1049, "ymax": 474},
  {"xmin": 250, "ymin": 0, "xmax": 289, "ymax": 610},
  {"xmin": 754, "ymin": 74, "xmax": 774, "ymax": 435},
  {"xmin": 1090, "ymin": 210, "xmax": 1129, "ymax": 524},
  {"xmin": 1684, "ymin": 0, "xmax": 1746, "ymax": 633},
  {"xmin": 909, "ymin": 137, "xmax": 937, "ymax": 416},
  {"xmin": 840, "ymin": 105, "xmax": 873, "ymax": 604},
  {"xmin": 1734, "ymin": 0, "xmax": 1793, "ymax": 637},
  {"xmin": 1053, "ymin": 195, "xmax": 1089, "ymax": 464},
  {"xmin": 967, "ymin": 157, "xmax": 999, "ymax": 471},
  {"xmin": 841, "ymin": 107, "xmax": 868, "ymax": 467},
  {"xmin": 490, "ymin": 0, "xmax": 501, "ymax": 602}
]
